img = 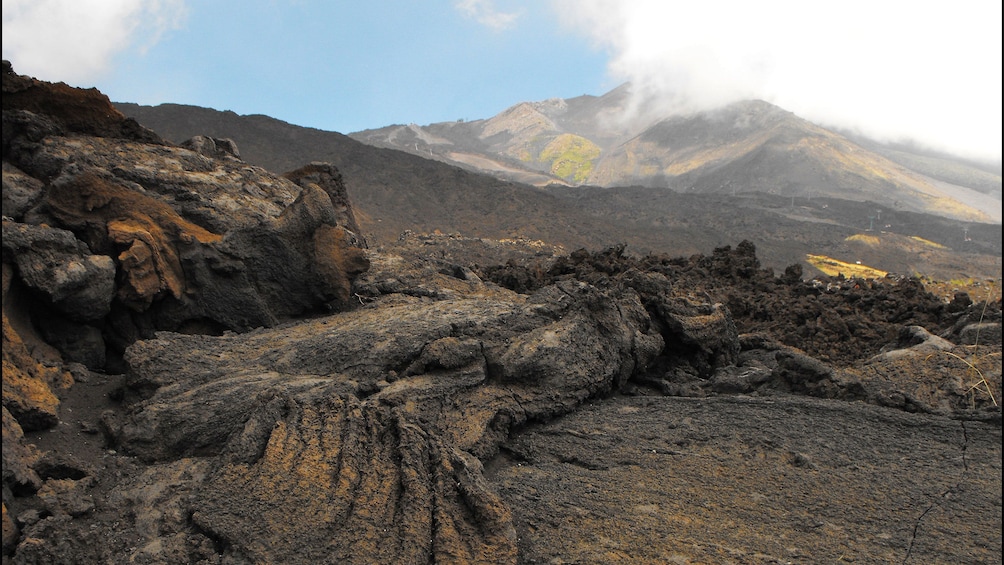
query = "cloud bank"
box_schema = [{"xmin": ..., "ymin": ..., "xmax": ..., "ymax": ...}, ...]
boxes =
[
  {"xmin": 555, "ymin": 0, "xmax": 1003, "ymax": 162},
  {"xmin": 1, "ymin": 0, "xmax": 187, "ymax": 84}
]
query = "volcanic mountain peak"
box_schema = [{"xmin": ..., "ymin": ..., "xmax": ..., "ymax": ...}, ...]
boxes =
[
  {"xmin": 479, "ymin": 101, "xmax": 559, "ymax": 142},
  {"xmin": 112, "ymin": 91, "xmax": 1001, "ymax": 284},
  {"xmin": 349, "ymin": 86, "xmax": 1001, "ymax": 223}
]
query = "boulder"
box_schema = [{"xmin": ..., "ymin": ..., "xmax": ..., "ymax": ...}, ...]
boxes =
[
  {"xmin": 179, "ymin": 135, "xmax": 240, "ymax": 159},
  {"xmin": 959, "ymin": 322, "xmax": 1001, "ymax": 346},
  {"xmin": 284, "ymin": 161, "xmax": 365, "ymax": 243},
  {"xmin": 2, "ymin": 162, "xmax": 44, "ymax": 219},
  {"xmin": 2, "ymin": 221, "xmax": 115, "ymax": 322}
]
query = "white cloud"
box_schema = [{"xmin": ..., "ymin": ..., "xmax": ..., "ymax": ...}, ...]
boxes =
[
  {"xmin": 455, "ymin": 0, "xmax": 522, "ymax": 31},
  {"xmin": 553, "ymin": 0, "xmax": 1003, "ymax": 161},
  {"xmin": 1, "ymin": 0, "xmax": 187, "ymax": 84}
]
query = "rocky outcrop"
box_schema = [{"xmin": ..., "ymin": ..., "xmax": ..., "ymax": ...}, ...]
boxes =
[
  {"xmin": 1, "ymin": 60, "xmax": 164, "ymax": 148},
  {"xmin": 97, "ymin": 277, "xmax": 660, "ymax": 563},
  {"xmin": 2, "ymin": 61, "xmax": 371, "ymax": 557},
  {"xmin": 2, "ymin": 62, "xmax": 369, "ymax": 367}
]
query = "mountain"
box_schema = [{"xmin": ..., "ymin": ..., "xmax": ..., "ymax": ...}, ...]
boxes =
[
  {"xmin": 112, "ymin": 102, "xmax": 616, "ymax": 251},
  {"xmin": 350, "ymin": 85, "xmax": 1002, "ymax": 224},
  {"xmin": 114, "ymin": 101, "xmax": 1002, "ymax": 284}
]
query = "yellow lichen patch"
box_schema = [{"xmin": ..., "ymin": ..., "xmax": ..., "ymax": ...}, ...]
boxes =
[
  {"xmin": 1, "ymin": 314, "xmax": 70, "ymax": 429},
  {"xmin": 846, "ymin": 234, "xmax": 881, "ymax": 246},
  {"xmin": 538, "ymin": 134, "xmax": 601, "ymax": 183},
  {"xmin": 806, "ymin": 254, "xmax": 888, "ymax": 279},
  {"xmin": 909, "ymin": 236, "xmax": 947, "ymax": 249}
]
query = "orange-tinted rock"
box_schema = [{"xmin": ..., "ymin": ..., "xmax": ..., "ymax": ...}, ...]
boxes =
[
  {"xmin": 2, "ymin": 264, "xmax": 72, "ymax": 431},
  {"xmin": 1, "ymin": 503, "xmax": 18, "ymax": 555},
  {"xmin": 1, "ymin": 406, "xmax": 42, "ymax": 493},
  {"xmin": 313, "ymin": 224, "xmax": 370, "ymax": 305},
  {"xmin": 2, "ymin": 60, "xmax": 162, "ymax": 145}
]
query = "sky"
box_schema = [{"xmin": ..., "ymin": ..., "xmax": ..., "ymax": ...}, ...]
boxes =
[{"xmin": 2, "ymin": 0, "xmax": 1002, "ymax": 163}]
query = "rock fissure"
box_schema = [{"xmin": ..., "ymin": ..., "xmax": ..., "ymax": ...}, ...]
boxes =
[{"xmin": 903, "ymin": 497, "xmax": 939, "ymax": 564}]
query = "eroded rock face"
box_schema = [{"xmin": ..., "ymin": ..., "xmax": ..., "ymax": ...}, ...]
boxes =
[
  {"xmin": 1, "ymin": 61, "xmax": 371, "ymax": 550},
  {"xmin": 2, "ymin": 61, "xmax": 368, "ymax": 366}
]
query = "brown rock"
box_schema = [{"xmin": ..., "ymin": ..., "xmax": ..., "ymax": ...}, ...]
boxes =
[
  {"xmin": 1, "ymin": 503, "xmax": 17, "ymax": 555},
  {"xmin": 2, "ymin": 267, "xmax": 72, "ymax": 431},
  {"xmin": 284, "ymin": 161, "xmax": 365, "ymax": 242},
  {"xmin": 1, "ymin": 406, "xmax": 42, "ymax": 493},
  {"xmin": 2, "ymin": 59, "xmax": 163, "ymax": 145}
]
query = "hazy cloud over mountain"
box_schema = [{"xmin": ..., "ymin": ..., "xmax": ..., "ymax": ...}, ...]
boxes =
[
  {"xmin": 3, "ymin": 0, "xmax": 1000, "ymax": 163},
  {"xmin": 555, "ymin": 0, "xmax": 1003, "ymax": 162}
]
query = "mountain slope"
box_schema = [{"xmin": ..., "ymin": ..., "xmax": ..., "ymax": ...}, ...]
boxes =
[
  {"xmin": 114, "ymin": 102, "xmax": 1002, "ymax": 283},
  {"xmin": 350, "ymin": 87, "xmax": 1001, "ymax": 223},
  {"xmin": 114, "ymin": 102, "xmax": 615, "ymax": 250}
]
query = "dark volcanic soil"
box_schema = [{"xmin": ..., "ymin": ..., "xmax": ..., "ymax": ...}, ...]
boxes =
[{"xmin": 488, "ymin": 394, "xmax": 1002, "ymax": 564}]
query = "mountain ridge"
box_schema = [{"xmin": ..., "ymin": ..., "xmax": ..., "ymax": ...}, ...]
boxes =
[
  {"xmin": 115, "ymin": 99, "xmax": 995, "ymax": 285},
  {"xmin": 113, "ymin": 100, "xmax": 1002, "ymax": 284},
  {"xmin": 350, "ymin": 85, "xmax": 1001, "ymax": 224}
]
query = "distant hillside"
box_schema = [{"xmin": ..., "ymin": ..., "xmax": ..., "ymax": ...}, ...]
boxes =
[
  {"xmin": 350, "ymin": 86, "xmax": 1001, "ymax": 224},
  {"xmin": 114, "ymin": 102, "xmax": 616, "ymax": 250},
  {"xmin": 115, "ymin": 102, "xmax": 1002, "ymax": 282}
]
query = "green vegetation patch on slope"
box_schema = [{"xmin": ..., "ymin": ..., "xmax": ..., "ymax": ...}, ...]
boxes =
[{"xmin": 539, "ymin": 133, "xmax": 601, "ymax": 183}]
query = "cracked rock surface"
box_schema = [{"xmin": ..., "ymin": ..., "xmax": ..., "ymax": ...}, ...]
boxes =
[{"xmin": 489, "ymin": 395, "xmax": 1002, "ymax": 564}]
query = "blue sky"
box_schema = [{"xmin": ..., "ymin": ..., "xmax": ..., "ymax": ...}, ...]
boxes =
[
  {"xmin": 3, "ymin": 0, "xmax": 1002, "ymax": 162},
  {"xmin": 2, "ymin": 1, "xmax": 612, "ymax": 132},
  {"xmin": 104, "ymin": 2, "xmax": 613, "ymax": 133}
]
